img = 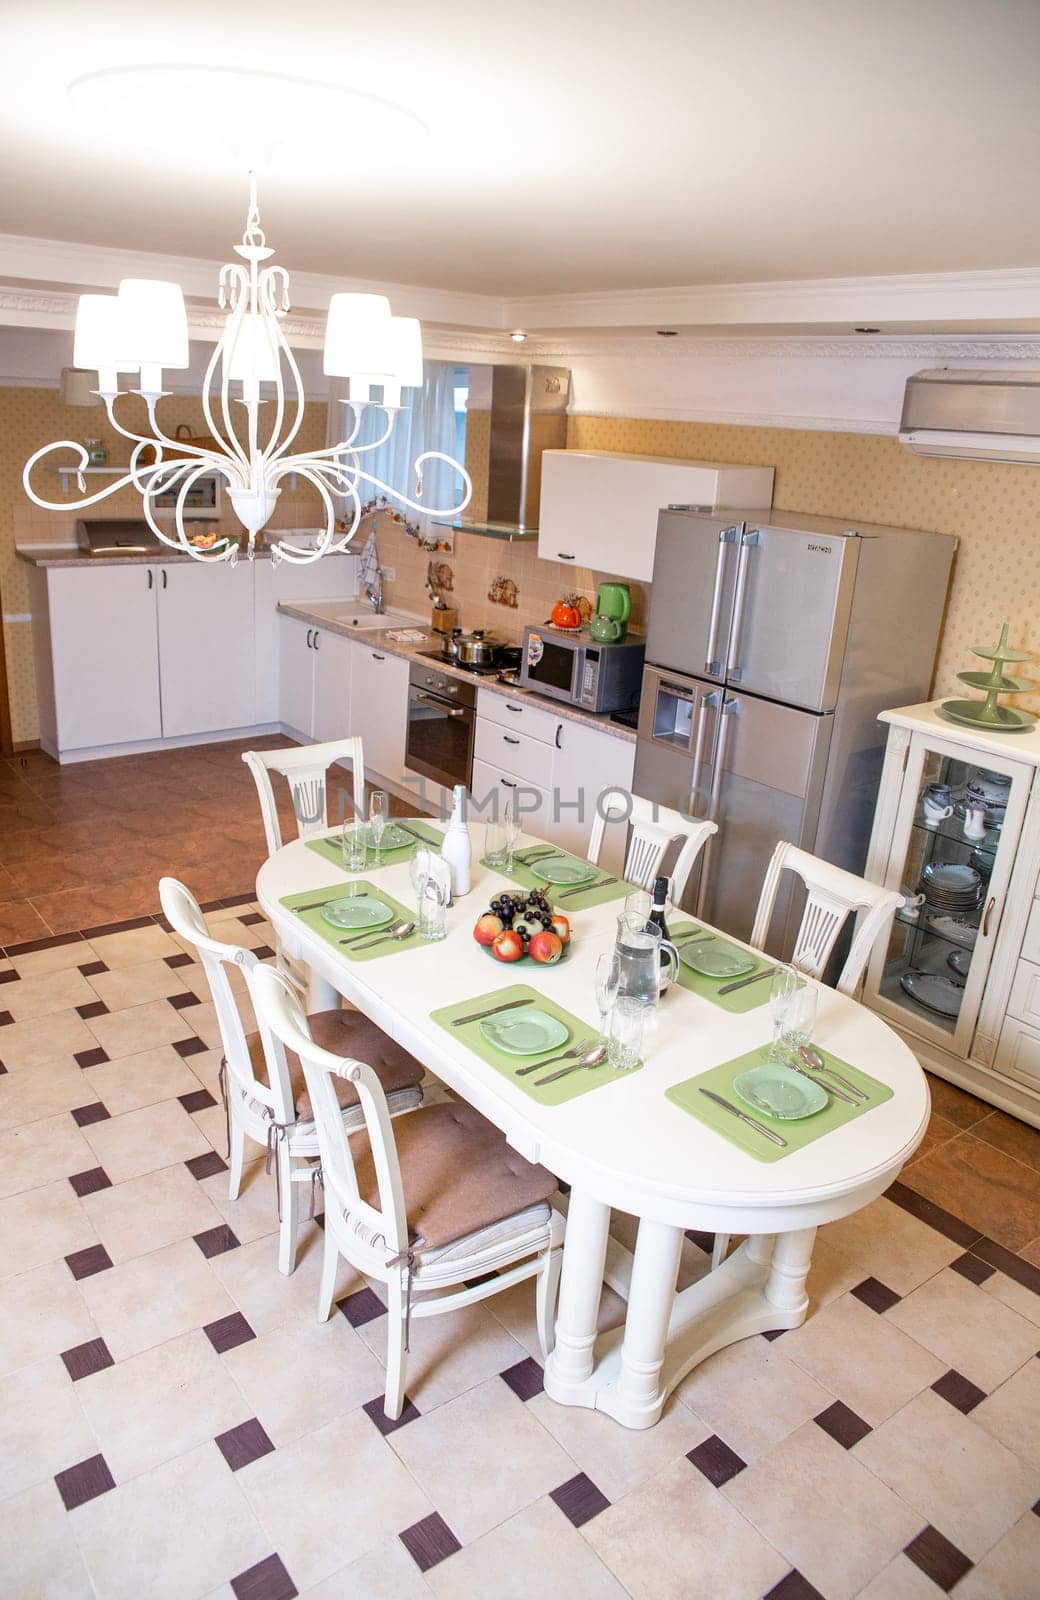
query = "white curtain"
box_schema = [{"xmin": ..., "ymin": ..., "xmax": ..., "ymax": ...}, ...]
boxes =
[{"xmin": 325, "ymin": 362, "xmax": 460, "ymax": 535}]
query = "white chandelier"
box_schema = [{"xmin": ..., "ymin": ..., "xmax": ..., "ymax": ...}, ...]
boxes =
[{"xmin": 22, "ymin": 176, "xmax": 472, "ymax": 564}]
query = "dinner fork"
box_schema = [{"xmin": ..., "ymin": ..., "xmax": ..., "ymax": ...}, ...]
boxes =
[{"xmin": 515, "ymin": 1035, "xmax": 595, "ymax": 1076}]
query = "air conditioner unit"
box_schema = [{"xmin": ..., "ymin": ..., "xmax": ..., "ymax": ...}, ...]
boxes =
[{"xmin": 900, "ymin": 368, "xmax": 1040, "ymax": 465}]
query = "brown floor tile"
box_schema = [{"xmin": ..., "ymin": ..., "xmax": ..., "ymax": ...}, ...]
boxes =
[
  {"xmin": 31, "ymin": 879, "xmax": 162, "ymax": 934},
  {"xmin": 0, "ymin": 898, "xmax": 51, "ymax": 947},
  {"xmin": 924, "ymin": 1073, "xmax": 993, "ymax": 1131},
  {"xmin": 905, "ymin": 1111, "xmax": 960, "ymax": 1168},
  {"xmin": 973, "ymin": 1110, "xmax": 1040, "ymax": 1174},
  {"xmin": 1021, "ymin": 1238, "xmax": 1040, "ymax": 1267},
  {"xmin": 902, "ymin": 1132, "xmax": 1040, "ymax": 1251}
]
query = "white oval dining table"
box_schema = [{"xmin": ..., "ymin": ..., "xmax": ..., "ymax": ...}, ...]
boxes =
[{"xmin": 257, "ymin": 824, "xmax": 929, "ymax": 1430}]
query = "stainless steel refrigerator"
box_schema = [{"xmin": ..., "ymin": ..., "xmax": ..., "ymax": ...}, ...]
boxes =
[{"xmin": 633, "ymin": 507, "xmax": 956, "ymax": 950}]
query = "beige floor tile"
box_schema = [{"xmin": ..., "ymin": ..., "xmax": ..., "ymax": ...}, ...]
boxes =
[
  {"xmin": 72, "ymin": 1440, "xmax": 269, "ymax": 1600},
  {"xmin": 356, "ymin": 1298, "xmax": 528, "ymax": 1412},
  {"xmin": 2, "ymin": 964, "xmax": 97, "ymax": 1022},
  {"xmin": 856, "ymin": 1388, "xmax": 1040, "ymax": 1560},
  {"xmin": 86, "ymin": 958, "xmax": 194, "ymax": 1011},
  {"xmin": 427, "ymin": 1495, "xmax": 628, "ymax": 1599},
  {"xmin": 0, "ymin": 1355, "xmax": 98, "ymax": 1499},
  {"xmin": 78, "ymin": 1238, "xmax": 236, "ymax": 1360},
  {"xmin": 85, "ymin": 1043, "xmax": 205, "ymax": 1116},
  {"xmin": 239, "ymin": 1410, "xmax": 433, "ymax": 1591},
  {"xmin": 181, "ymin": 1044, "xmax": 225, "ymax": 1099},
  {"xmin": 676, "ymin": 1334, "xmax": 837, "ymax": 1463},
  {"xmin": 388, "ymin": 1376, "xmax": 576, "ymax": 1545},
  {"xmin": 887, "ymin": 1267, "xmax": 1040, "ymax": 1392},
  {"xmin": 193, "ymin": 1100, "xmax": 242, "ymax": 1157},
  {"xmin": 200, "ymin": 1156, "xmax": 282, "ymax": 1243},
  {"xmin": 0, "ymin": 1058, "xmax": 99, "ymax": 1131},
  {"xmin": 0, "ymin": 1110, "xmax": 94, "ymax": 1198},
  {"xmin": 82, "ymin": 1098, "xmax": 209, "ymax": 1183},
  {"xmin": 206, "ymin": 914, "xmax": 272, "ymax": 952},
  {"xmin": 0, "ymin": 1008, "xmax": 101, "ymax": 1071},
  {"xmin": 981, "ymin": 1269, "xmax": 1040, "ymax": 1328},
  {"xmin": 86, "ymin": 999, "xmax": 196, "ymax": 1062},
  {"xmin": 487, "ymin": 1271, "xmax": 627, "ymax": 1361},
  {"xmin": 223, "ymin": 1313, "xmax": 384, "ymax": 1446},
  {"xmin": 0, "ymin": 1260, "xmax": 98, "ymax": 1377},
  {"xmin": 782, "ymin": 1291, "xmax": 945, "ymax": 1425},
  {"xmin": 817, "ymin": 1195, "xmax": 964, "ymax": 1296},
  {"xmin": 76, "ymin": 1328, "xmax": 254, "ymax": 1482},
  {"xmin": 858, "ymin": 1554, "xmax": 955, "ymax": 1599},
  {"xmin": 8, "ymin": 938, "xmax": 100, "ymax": 980},
  {"xmin": 528, "ymin": 1386, "xmax": 708, "ymax": 1501},
  {"xmin": 724, "ymin": 1422, "xmax": 920, "ymax": 1600},
  {"xmin": 0, "ymin": 1479, "xmax": 95, "ymax": 1599},
  {"xmin": 181, "ymin": 999, "xmax": 227, "ymax": 1051},
  {"xmin": 953, "ymin": 1511, "xmax": 1040, "ymax": 1600},
  {"xmin": 972, "ymin": 1357, "xmax": 1040, "ymax": 1469},
  {"xmin": 0, "ymin": 1177, "xmax": 97, "ymax": 1281},
  {"xmin": 584, "ymin": 1455, "xmax": 788, "ymax": 1600},
  {"xmin": 305, "ymin": 1537, "xmax": 436, "ymax": 1599},
  {"xmin": 80, "ymin": 1162, "xmax": 225, "ymax": 1262},
  {"xmin": 88, "ymin": 924, "xmax": 182, "ymax": 968},
  {"xmin": 208, "ymin": 1228, "xmax": 339, "ymax": 1335}
]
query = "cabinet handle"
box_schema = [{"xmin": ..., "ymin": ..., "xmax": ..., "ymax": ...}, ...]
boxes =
[
  {"xmin": 558, "ymin": 552, "xmax": 576, "ymax": 560},
  {"xmin": 555, "ymin": 723, "xmax": 562, "ymax": 748},
  {"xmin": 306, "ymin": 629, "xmax": 313, "ymax": 648},
  {"xmin": 982, "ymin": 895, "xmax": 996, "ymax": 937},
  {"xmin": 505, "ymin": 703, "xmax": 523, "ymax": 713},
  {"xmin": 161, "ymin": 568, "xmax": 168, "ymax": 589},
  {"xmin": 371, "ymin": 652, "xmax": 385, "ymax": 661},
  {"xmin": 313, "ymin": 630, "xmax": 320, "ymax": 650},
  {"xmin": 500, "ymin": 777, "xmax": 517, "ymax": 788},
  {"xmin": 503, "ymin": 734, "xmax": 520, "ymax": 745},
  {"xmin": 147, "ymin": 569, "xmax": 153, "ymax": 589}
]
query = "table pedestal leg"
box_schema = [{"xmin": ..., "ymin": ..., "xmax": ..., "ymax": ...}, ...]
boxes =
[
  {"xmin": 543, "ymin": 1189, "xmax": 610, "ymax": 1403},
  {"xmin": 614, "ymin": 1218, "xmax": 684, "ymax": 1428},
  {"xmin": 764, "ymin": 1225, "xmax": 816, "ymax": 1315}
]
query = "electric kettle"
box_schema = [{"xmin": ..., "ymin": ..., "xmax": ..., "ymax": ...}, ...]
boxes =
[{"xmin": 591, "ymin": 582, "xmax": 632, "ymax": 642}]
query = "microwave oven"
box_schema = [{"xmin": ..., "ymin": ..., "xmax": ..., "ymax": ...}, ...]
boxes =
[{"xmin": 519, "ymin": 624, "xmax": 645, "ymax": 713}]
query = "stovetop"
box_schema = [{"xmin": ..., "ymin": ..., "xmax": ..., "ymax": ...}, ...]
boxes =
[{"xmin": 413, "ymin": 645, "xmax": 506, "ymax": 676}]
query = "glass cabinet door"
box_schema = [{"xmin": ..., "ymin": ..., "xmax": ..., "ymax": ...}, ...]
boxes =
[{"xmin": 865, "ymin": 733, "xmax": 1033, "ymax": 1056}]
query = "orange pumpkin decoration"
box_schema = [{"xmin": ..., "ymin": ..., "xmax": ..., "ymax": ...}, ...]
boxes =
[{"xmin": 551, "ymin": 598, "xmax": 581, "ymax": 629}]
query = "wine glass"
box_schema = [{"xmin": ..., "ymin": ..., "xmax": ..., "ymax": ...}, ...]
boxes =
[
  {"xmin": 780, "ymin": 985, "xmax": 818, "ymax": 1058},
  {"xmin": 503, "ymin": 793, "xmax": 520, "ymax": 872},
  {"xmin": 594, "ymin": 950, "xmax": 621, "ymax": 1042},
  {"xmin": 768, "ymin": 963, "xmax": 799, "ymax": 1060},
  {"xmin": 369, "ymin": 789, "xmax": 389, "ymax": 864},
  {"xmin": 410, "ymin": 846, "xmax": 431, "ymax": 906}
]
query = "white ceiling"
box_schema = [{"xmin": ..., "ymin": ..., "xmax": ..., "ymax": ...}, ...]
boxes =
[{"xmin": 2, "ymin": 0, "xmax": 1040, "ymax": 304}]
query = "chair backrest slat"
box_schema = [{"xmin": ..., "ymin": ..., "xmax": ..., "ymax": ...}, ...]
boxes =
[
  {"xmin": 749, "ymin": 841, "xmax": 902, "ymax": 993},
  {"xmin": 243, "ymin": 737, "xmax": 367, "ymax": 856},
  {"xmin": 588, "ymin": 786, "xmax": 717, "ymax": 902}
]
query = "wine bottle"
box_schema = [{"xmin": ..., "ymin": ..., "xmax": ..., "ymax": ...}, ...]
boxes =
[
  {"xmin": 441, "ymin": 784, "xmax": 472, "ymax": 897},
  {"xmin": 647, "ymin": 875, "xmax": 671, "ymax": 994}
]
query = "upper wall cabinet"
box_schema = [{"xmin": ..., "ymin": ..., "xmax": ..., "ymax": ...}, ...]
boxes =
[{"xmin": 537, "ymin": 450, "xmax": 775, "ymax": 581}]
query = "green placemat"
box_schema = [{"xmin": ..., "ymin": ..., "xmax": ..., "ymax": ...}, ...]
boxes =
[
  {"xmin": 669, "ymin": 922, "xmax": 780, "ymax": 1014},
  {"xmin": 483, "ymin": 849, "xmax": 633, "ymax": 911},
  {"xmin": 306, "ymin": 818, "xmax": 443, "ymax": 871},
  {"xmin": 280, "ymin": 879, "xmax": 424, "ymax": 962},
  {"xmin": 666, "ymin": 1044, "xmax": 893, "ymax": 1163},
  {"xmin": 431, "ymin": 982, "xmax": 641, "ymax": 1106}
]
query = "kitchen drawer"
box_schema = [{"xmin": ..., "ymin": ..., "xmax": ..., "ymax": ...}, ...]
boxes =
[
  {"xmin": 474, "ymin": 718, "xmax": 556, "ymax": 789},
  {"xmin": 994, "ymin": 1013, "xmax": 1040, "ymax": 1093},
  {"xmin": 1007, "ymin": 958, "xmax": 1040, "ymax": 1029},
  {"xmin": 471, "ymin": 758, "xmax": 552, "ymax": 840},
  {"xmin": 476, "ymin": 687, "xmax": 561, "ymax": 747}
]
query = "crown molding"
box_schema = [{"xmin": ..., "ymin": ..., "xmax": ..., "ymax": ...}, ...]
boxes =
[{"xmin": 519, "ymin": 332, "xmax": 1040, "ymax": 362}]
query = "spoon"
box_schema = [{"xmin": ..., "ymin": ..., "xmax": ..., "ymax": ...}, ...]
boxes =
[
  {"xmin": 796, "ymin": 1044, "xmax": 866, "ymax": 1101},
  {"xmin": 535, "ymin": 1042, "xmax": 608, "ymax": 1086},
  {"xmin": 343, "ymin": 919, "xmax": 416, "ymax": 950}
]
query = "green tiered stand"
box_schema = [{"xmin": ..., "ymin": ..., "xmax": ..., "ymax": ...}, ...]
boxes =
[{"xmin": 941, "ymin": 621, "xmax": 1037, "ymax": 733}]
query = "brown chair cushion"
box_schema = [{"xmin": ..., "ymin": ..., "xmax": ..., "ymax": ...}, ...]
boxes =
[
  {"xmin": 247, "ymin": 1008, "xmax": 424, "ymax": 1122},
  {"xmin": 346, "ymin": 1100, "xmax": 557, "ymax": 1253}
]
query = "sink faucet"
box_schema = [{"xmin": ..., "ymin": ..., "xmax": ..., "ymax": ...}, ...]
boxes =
[{"xmin": 364, "ymin": 563, "xmax": 385, "ymax": 614}]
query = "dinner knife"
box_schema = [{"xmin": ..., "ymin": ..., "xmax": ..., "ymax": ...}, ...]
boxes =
[
  {"xmin": 450, "ymin": 998, "xmax": 530, "ymax": 1027},
  {"xmin": 292, "ymin": 897, "xmax": 342, "ymax": 914},
  {"xmin": 717, "ymin": 964, "xmax": 777, "ymax": 996},
  {"xmin": 698, "ymin": 1087, "xmax": 787, "ymax": 1147},
  {"xmin": 557, "ymin": 876, "xmax": 617, "ymax": 900}
]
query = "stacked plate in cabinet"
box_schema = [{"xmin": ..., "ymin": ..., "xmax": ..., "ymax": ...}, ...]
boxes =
[
  {"xmin": 898, "ymin": 861, "xmax": 983, "ymax": 1019},
  {"xmin": 917, "ymin": 861, "xmax": 983, "ymax": 913}
]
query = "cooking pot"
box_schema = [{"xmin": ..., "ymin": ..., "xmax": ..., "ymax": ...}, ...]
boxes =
[{"xmin": 441, "ymin": 629, "xmax": 499, "ymax": 667}]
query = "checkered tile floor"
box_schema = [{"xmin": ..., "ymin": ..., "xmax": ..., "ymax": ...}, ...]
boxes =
[{"xmin": 1, "ymin": 905, "xmax": 1039, "ymax": 1595}]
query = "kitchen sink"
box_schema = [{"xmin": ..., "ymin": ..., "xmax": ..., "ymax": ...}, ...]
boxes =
[{"xmin": 289, "ymin": 599, "xmax": 418, "ymax": 631}]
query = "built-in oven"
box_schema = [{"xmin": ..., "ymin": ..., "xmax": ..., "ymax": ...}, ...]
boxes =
[{"xmin": 405, "ymin": 659, "xmax": 477, "ymax": 790}]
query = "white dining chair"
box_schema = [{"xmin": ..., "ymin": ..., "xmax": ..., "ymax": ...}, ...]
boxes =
[
  {"xmin": 588, "ymin": 787, "xmax": 718, "ymax": 902},
  {"xmin": 242, "ymin": 736, "xmax": 367, "ymax": 857},
  {"xmin": 159, "ymin": 876, "xmax": 424, "ymax": 1277},
  {"xmin": 253, "ymin": 961, "xmax": 566, "ymax": 1420}
]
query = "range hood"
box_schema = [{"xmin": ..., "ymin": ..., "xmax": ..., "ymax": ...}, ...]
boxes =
[
  {"xmin": 444, "ymin": 364, "xmax": 570, "ymax": 539},
  {"xmin": 900, "ymin": 367, "xmax": 1040, "ymax": 464}
]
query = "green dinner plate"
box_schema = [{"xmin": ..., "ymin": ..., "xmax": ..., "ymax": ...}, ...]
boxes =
[
  {"xmin": 679, "ymin": 940, "xmax": 757, "ymax": 978},
  {"xmin": 479, "ymin": 1006, "xmax": 569, "ymax": 1056},
  {"xmin": 319, "ymin": 894, "xmax": 394, "ymax": 930},
  {"xmin": 530, "ymin": 856, "xmax": 597, "ymax": 886},
  {"xmin": 364, "ymin": 823, "xmax": 413, "ymax": 852},
  {"xmin": 733, "ymin": 1064, "xmax": 828, "ymax": 1120}
]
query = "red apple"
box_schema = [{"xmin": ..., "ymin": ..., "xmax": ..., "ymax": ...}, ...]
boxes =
[
  {"xmin": 529, "ymin": 930, "xmax": 564, "ymax": 964},
  {"xmin": 491, "ymin": 929, "xmax": 525, "ymax": 962},
  {"xmin": 549, "ymin": 913, "xmax": 571, "ymax": 946},
  {"xmin": 474, "ymin": 913, "xmax": 504, "ymax": 947}
]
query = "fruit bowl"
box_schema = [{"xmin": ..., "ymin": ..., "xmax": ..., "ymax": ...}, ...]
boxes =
[{"xmin": 473, "ymin": 890, "xmax": 572, "ymax": 966}]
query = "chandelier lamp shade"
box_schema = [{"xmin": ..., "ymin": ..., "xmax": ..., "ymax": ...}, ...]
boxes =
[{"xmin": 23, "ymin": 176, "xmax": 472, "ymax": 564}]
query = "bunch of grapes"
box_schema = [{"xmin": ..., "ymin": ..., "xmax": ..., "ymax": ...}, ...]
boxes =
[{"xmin": 487, "ymin": 891, "xmax": 555, "ymax": 952}]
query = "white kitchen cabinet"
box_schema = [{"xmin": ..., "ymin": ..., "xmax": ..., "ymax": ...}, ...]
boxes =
[
  {"xmin": 863, "ymin": 702, "xmax": 1040, "ymax": 1128},
  {"xmin": 537, "ymin": 450, "xmax": 774, "ymax": 582},
  {"xmin": 312, "ymin": 630, "xmax": 354, "ymax": 743},
  {"xmin": 38, "ymin": 564, "xmax": 162, "ymax": 751},
  {"xmin": 279, "ymin": 617, "xmax": 353, "ymax": 743},
  {"xmin": 254, "ymin": 553, "xmax": 357, "ymax": 723},
  {"xmin": 549, "ymin": 718, "xmax": 635, "ymax": 875},
  {"xmin": 279, "ymin": 616, "xmax": 318, "ymax": 738},
  {"xmin": 156, "ymin": 561, "xmax": 255, "ymax": 737},
  {"xmin": 471, "ymin": 757, "xmax": 554, "ymax": 840},
  {"xmin": 349, "ymin": 645, "xmax": 409, "ymax": 786}
]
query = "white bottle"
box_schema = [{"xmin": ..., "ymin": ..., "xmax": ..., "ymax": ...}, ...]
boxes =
[{"xmin": 441, "ymin": 784, "xmax": 472, "ymax": 897}]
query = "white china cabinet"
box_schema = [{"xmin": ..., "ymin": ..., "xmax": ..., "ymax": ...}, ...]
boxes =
[{"xmin": 863, "ymin": 702, "xmax": 1040, "ymax": 1127}]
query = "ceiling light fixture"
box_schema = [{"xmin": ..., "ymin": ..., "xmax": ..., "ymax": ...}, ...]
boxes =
[
  {"xmin": 510, "ymin": 330, "xmax": 527, "ymax": 343},
  {"xmin": 22, "ymin": 175, "xmax": 471, "ymax": 564}
]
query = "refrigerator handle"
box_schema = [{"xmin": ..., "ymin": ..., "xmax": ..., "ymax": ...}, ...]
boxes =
[
  {"xmin": 704, "ymin": 526, "xmax": 738, "ymax": 677},
  {"xmin": 689, "ymin": 688, "xmax": 718, "ymax": 812},
  {"xmin": 725, "ymin": 529, "xmax": 759, "ymax": 682},
  {"xmin": 695, "ymin": 696, "xmax": 738, "ymax": 918}
]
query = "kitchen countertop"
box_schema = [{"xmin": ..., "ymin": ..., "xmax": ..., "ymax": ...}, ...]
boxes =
[
  {"xmin": 16, "ymin": 543, "xmax": 277, "ymax": 568},
  {"xmin": 277, "ymin": 600, "xmax": 639, "ymax": 744}
]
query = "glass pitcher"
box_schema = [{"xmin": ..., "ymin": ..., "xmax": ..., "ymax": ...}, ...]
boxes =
[{"xmin": 614, "ymin": 911, "xmax": 679, "ymax": 1004}]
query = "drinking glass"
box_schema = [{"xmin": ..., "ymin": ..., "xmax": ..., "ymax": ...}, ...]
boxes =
[
  {"xmin": 503, "ymin": 794, "xmax": 520, "ymax": 871},
  {"xmin": 608, "ymin": 996, "xmax": 645, "ymax": 1071},
  {"xmin": 780, "ymin": 984, "xmax": 818, "ymax": 1057},
  {"xmin": 369, "ymin": 790, "xmax": 389, "ymax": 864},
  {"xmin": 593, "ymin": 950, "xmax": 621, "ymax": 1041},
  {"xmin": 624, "ymin": 888, "xmax": 651, "ymax": 922},
  {"xmin": 418, "ymin": 877, "xmax": 447, "ymax": 941},
  {"xmin": 410, "ymin": 847, "xmax": 431, "ymax": 906},
  {"xmin": 484, "ymin": 820, "xmax": 508, "ymax": 868},
  {"xmin": 341, "ymin": 820, "xmax": 367, "ymax": 872},
  {"xmin": 768, "ymin": 964, "xmax": 799, "ymax": 1060}
]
